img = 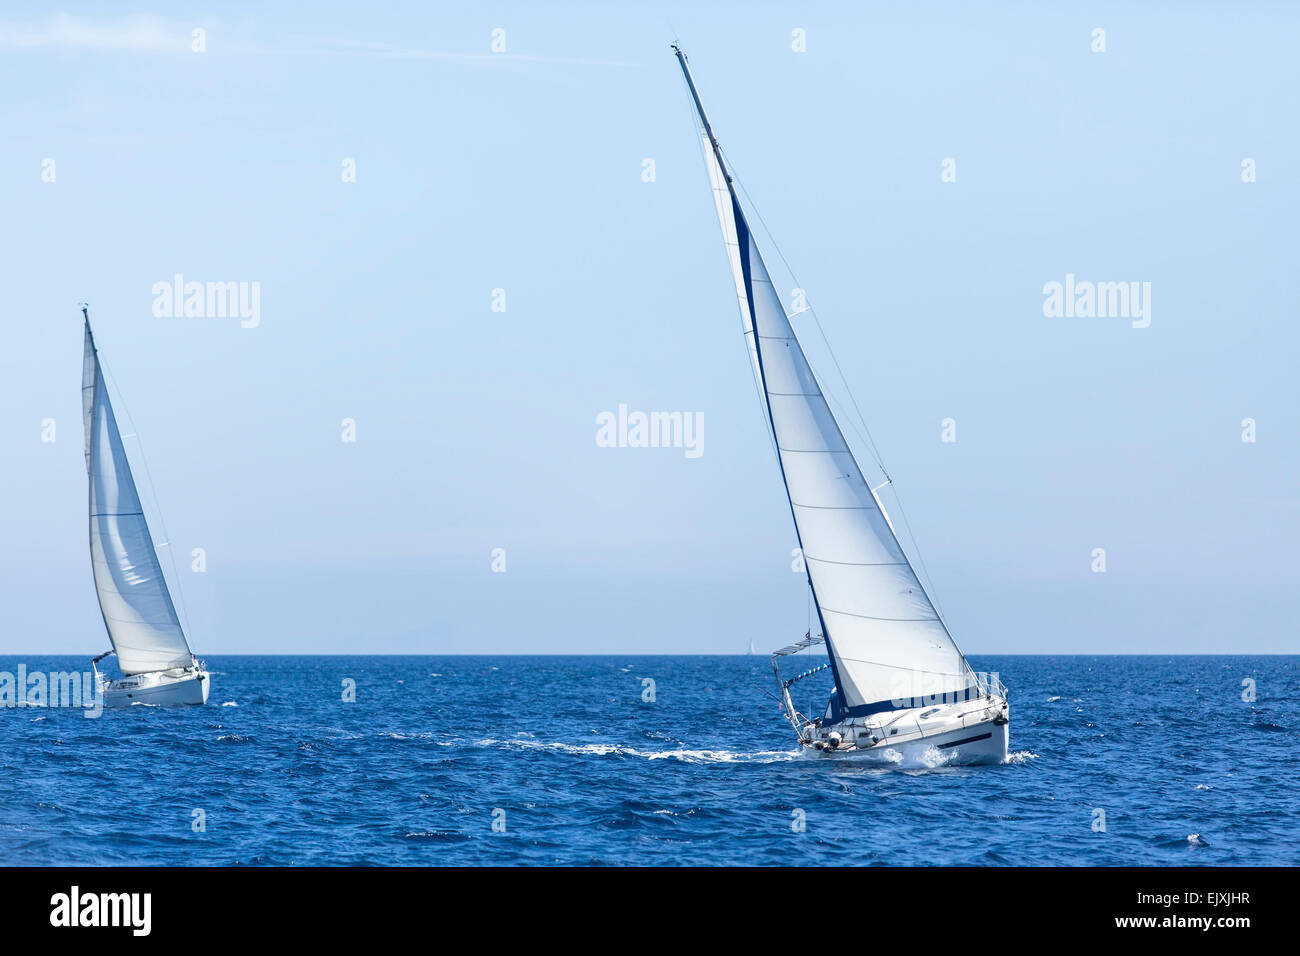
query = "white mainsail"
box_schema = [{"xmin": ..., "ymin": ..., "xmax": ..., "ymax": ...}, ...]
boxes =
[
  {"xmin": 82, "ymin": 319, "xmax": 194, "ymax": 675},
  {"xmin": 676, "ymin": 48, "xmax": 976, "ymax": 717}
]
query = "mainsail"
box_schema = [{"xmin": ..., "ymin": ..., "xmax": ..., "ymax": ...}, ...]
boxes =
[
  {"xmin": 82, "ymin": 317, "xmax": 193, "ymax": 675},
  {"xmin": 676, "ymin": 48, "xmax": 976, "ymax": 717}
]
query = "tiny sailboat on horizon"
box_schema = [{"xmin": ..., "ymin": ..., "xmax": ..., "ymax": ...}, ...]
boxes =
[
  {"xmin": 81, "ymin": 307, "xmax": 209, "ymax": 707},
  {"xmin": 673, "ymin": 47, "xmax": 1008, "ymax": 763}
]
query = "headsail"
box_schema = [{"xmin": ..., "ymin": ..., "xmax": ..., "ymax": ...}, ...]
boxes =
[
  {"xmin": 82, "ymin": 314, "xmax": 193, "ymax": 675},
  {"xmin": 675, "ymin": 48, "xmax": 975, "ymax": 716}
]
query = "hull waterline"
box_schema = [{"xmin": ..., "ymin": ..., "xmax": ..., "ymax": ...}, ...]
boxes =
[
  {"xmin": 808, "ymin": 714, "xmax": 1009, "ymax": 766},
  {"xmin": 799, "ymin": 695, "xmax": 1010, "ymax": 767},
  {"xmin": 101, "ymin": 667, "xmax": 210, "ymax": 708}
]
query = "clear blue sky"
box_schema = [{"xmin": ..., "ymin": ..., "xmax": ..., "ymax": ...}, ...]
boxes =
[{"xmin": 2, "ymin": 3, "xmax": 1296, "ymax": 655}]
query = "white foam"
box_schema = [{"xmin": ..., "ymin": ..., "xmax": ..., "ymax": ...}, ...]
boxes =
[
  {"xmin": 471, "ymin": 737, "xmax": 800, "ymax": 764},
  {"xmin": 865, "ymin": 744, "xmax": 954, "ymax": 770}
]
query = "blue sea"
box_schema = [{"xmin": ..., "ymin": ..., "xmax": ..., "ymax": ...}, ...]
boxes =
[{"xmin": 1, "ymin": 655, "xmax": 1295, "ymax": 866}]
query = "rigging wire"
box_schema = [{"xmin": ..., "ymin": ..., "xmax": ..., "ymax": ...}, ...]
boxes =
[{"xmin": 719, "ymin": 151, "xmax": 953, "ymax": 627}]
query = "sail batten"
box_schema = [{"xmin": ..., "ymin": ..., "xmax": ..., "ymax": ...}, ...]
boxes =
[
  {"xmin": 676, "ymin": 48, "xmax": 974, "ymax": 715},
  {"xmin": 83, "ymin": 319, "xmax": 193, "ymax": 676}
]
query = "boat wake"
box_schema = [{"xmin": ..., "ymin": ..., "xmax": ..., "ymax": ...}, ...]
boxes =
[{"xmin": 471, "ymin": 737, "xmax": 801, "ymax": 764}]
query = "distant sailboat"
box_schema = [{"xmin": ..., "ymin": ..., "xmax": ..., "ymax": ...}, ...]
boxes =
[
  {"xmin": 747, "ymin": 640, "xmax": 757, "ymax": 655},
  {"xmin": 82, "ymin": 307, "xmax": 209, "ymax": 706},
  {"xmin": 674, "ymin": 48, "xmax": 1008, "ymax": 763}
]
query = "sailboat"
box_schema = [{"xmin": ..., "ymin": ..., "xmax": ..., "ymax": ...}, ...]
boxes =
[
  {"xmin": 674, "ymin": 47, "xmax": 1008, "ymax": 763},
  {"xmin": 81, "ymin": 307, "xmax": 209, "ymax": 707}
]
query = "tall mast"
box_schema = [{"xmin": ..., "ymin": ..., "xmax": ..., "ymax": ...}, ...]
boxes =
[
  {"xmin": 674, "ymin": 44, "xmax": 851, "ymax": 712},
  {"xmin": 675, "ymin": 46, "xmax": 976, "ymax": 717},
  {"xmin": 673, "ymin": 45, "xmax": 733, "ymax": 186}
]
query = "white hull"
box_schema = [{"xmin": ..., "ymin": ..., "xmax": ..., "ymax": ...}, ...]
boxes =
[
  {"xmin": 803, "ymin": 696, "xmax": 1009, "ymax": 767},
  {"xmin": 101, "ymin": 666, "xmax": 210, "ymax": 708}
]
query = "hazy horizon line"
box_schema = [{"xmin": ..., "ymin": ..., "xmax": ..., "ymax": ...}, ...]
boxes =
[{"xmin": 1, "ymin": 652, "xmax": 1293, "ymax": 658}]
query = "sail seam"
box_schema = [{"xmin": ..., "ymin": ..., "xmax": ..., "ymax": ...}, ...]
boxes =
[
  {"xmin": 833, "ymin": 657, "xmax": 974, "ymax": 679},
  {"xmin": 821, "ymin": 606, "xmax": 940, "ymax": 623},
  {"xmin": 99, "ymin": 613, "xmax": 184, "ymax": 627},
  {"xmin": 804, "ymin": 556, "xmax": 908, "ymax": 567},
  {"xmin": 791, "ymin": 502, "xmax": 872, "ymax": 510}
]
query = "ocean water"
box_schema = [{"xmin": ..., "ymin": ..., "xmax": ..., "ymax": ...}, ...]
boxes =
[{"xmin": 0, "ymin": 654, "xmax": 1295, "ymax": 866}]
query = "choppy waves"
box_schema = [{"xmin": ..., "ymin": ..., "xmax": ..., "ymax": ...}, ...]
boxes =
[{"xmin": 3, "ymin": 654, "xmax": 1295, "ymax": 865}]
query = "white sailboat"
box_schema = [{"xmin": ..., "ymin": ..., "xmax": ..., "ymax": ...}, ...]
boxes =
[
  {"xmin": 674, "ymin": 48, "xmax": 1008, "ymax": 764},
  {"xmin": 81, "ymin": 307, "xmax": 209, "ymax": 707}
]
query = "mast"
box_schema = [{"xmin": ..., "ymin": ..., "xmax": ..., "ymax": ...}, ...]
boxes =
[
  {"xmin": 673, "ymin": 46, "xmax": 730, "ymax": 185},
  {"xmin": 82, "ymin": 306, "xmax": 115, "ymax": 656},
  {"xmin": 674, "ymin": 44, "xmax": 850, "ymax": 713},
  {"xmin": 675, "ymin": 47, "xmax": 976, "ymax": 716}
]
